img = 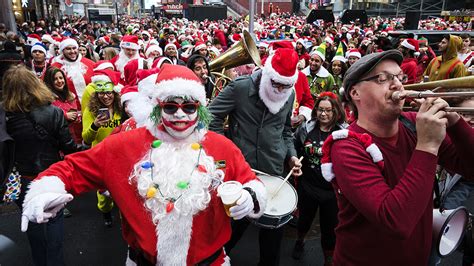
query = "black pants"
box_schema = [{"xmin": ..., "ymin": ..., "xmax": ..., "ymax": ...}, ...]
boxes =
[
  {"xmin": 225, "ymin": 218, "xmax": 284, "ymax": 266},
  {"xmin": 297, "ymin": 186, "xmax": 338, "ymax": 250}
]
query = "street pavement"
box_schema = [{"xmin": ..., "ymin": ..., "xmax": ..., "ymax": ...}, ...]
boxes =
[{"xmin": 0, "ymin": 191, "xmax": 472, "ymax": 265}]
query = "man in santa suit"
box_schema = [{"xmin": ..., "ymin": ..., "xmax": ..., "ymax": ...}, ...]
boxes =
[
  {"xmin": 109, "ymin": 35, "xmax": 141, "ymax": 79},
  {"xmin": 51, "ymin": 38, "xmax": 94, "ymax": 102},
  {"xmin": 398, "ymin": 38, "xmax": 421, "ymax": 84},
  {"xmin": 20, "ymin": 64, "xmax": 266, "ymax": 265}
]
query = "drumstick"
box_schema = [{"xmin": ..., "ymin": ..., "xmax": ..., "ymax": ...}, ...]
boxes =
[
  {"xmin": 251, "ymin": 168, "xmax": 272, "ymax": 176},
  {"xmin": 271, "ymin": 156, "xmax": 303, "ymax": 199}
]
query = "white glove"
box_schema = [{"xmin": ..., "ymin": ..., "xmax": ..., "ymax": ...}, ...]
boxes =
[
  {"xmin": 229, "ymin": 190, "xmax": 254, "ymax": 220},
  {"xmin": 21, "ymin": 192, "xmax": 74, "ymax": 232}
]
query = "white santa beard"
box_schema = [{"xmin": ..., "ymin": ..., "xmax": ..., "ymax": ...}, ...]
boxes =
[
  {"xmin": 116, "ymin": 50, "xmax": 139, "ymax": 76},
  {"xmin": 259, "ymin": 69, "xmax": 293, "ymax": 114},
  {"xmin": 130, "ymin": 141, "xmax": 224, "ymax": 264},
  {"xmin": 60, "ymin": 54, "xmax": 87, "ymax": 100}
]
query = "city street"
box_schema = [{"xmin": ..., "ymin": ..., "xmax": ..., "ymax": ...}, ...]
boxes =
[{"xmin": 1, "ymin": 191, "xmax": 471, "ymax": 265}]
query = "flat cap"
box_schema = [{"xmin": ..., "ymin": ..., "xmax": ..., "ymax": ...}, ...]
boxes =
[{"xmin": 343, "ymin": 49, "xmax": 403, "ymax": 101}]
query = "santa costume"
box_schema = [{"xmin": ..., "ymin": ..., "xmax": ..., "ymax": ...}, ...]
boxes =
[
  {"xmin": 110, "ymin": 35, "xmax": 141, "ymax": 79},
  {"xmin": 21, "ymin": 64, "xmax": 266, "ymax": 265},
  {"xmin": 51, "ymin": 38, "xmax": 94, "ymax": 102},
  {"xmin": 400, "ymin": 39, "xmax": 421, "ymax": 84}
]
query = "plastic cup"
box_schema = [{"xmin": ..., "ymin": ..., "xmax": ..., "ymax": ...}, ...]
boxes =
[{"xmin": 217, "ymin": 181, "xmax": 242, "ymax": 217}]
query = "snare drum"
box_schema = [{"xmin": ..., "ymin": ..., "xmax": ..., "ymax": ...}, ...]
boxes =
[{"xmin": 250, "ymin": 174, "xmax": 298, "ymax": 229}]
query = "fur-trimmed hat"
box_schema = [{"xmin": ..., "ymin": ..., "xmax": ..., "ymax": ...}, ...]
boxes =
[
  {"xmin": 31, "ymin": 43, "xmax": 47, "ymax": 54},
  {"xmin": 59, "ymin": 38, "xmax": 78, "ymax": 53},
  {"xmin": 93, "ymin": 60, "xmax": 114, "ymax": 71},
  {"xmin": 27, "ymin": 34, "xmax": 41, "ymax": 46},
  {"xmin": 120, "ymin": 85, "xmax": 139, "ymax": 104},
  {"xmin": 400, "ymin": 38, "xmax": 419, "ymax": 52},
  {"xmin": 121, "ymin": 35, "xmax": 140, "ymax": 50},
  {"xmin": 91, "ymin": 69, "xmax": 121, "ymax": 92},
  {"xmin": 145, "ymin": 44, "xmax": 162, "ymax": 58},
  {"xmin": 346, "ymin": 48, "xmax": 362, "ymax": 59},
  {"xmin": 194, "ymin": 41, "xmax": 207, "ymax": 52},
  {"xmin": 263, "ymin": 48, "xmax": 299, "ymax": 85}
]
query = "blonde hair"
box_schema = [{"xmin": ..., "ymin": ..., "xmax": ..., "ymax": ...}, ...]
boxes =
[
  {"xmin": 1, "ymin": 65, "xmax": 55, "ymax": 112},
  {"xmin": 103, "ymin": 47, "xmax": 118, "ymax": 60}
]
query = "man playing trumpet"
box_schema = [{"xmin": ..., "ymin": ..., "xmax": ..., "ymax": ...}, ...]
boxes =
[{"xmin": 322, "ymin": 50, "xmax": 474, "ymax": 265}]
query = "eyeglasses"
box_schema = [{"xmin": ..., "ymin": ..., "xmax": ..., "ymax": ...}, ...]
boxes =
[
  {"xmin": 359, "ymin": 72, "xmax": 408, "ymax": 84},
  {"xmin": 270, "ymin": 80, "xmax": 293, "ymax": 90},
  {"xmin": 160, "ymin": 102, "xmax": 200, "ymax": 115},
  {"xmin": 98, "ymin": 91, "xmax": 113, "ymax": 97},
  {"xmin": 317, "ymin": 108, "xmax": 333, "ymax": 114}
]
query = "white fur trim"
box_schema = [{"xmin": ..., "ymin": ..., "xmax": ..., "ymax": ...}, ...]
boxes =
[
  {"xmin": 121, "ymin": 91, "xmax": 138, "ymax": 104},
  {"xmin": 321, "ymin": 163, "xmax": 335, "ymax": 182},
  {"xmin": 114, "ymin": 83, "xmax": 124, "ymax": 93},
  {"xmin": 164, "ymin": 43, "xmax": 177, "ymax": 51},
  {"xmin": 366, "ymin": 143, "xmax": 383, "ymax": 163},
  {"xmin": 91, "ymin": 74, "xmax": 111, "ymax": 84},
  {"xmin": 138, "ymin": 58, "xmax": 144, "ymax": 70},
  {"xmin": 222, "ymin": 255, "xmax": 231, "ymax": 265},
  {"xmin": 332, "ymin": 55, "xmax": 347, "ymax": 63},
  {"xmin": 339, "ymin": 86, "xmax": 345, "ymax": 96},
  {"xmin": 31, "ymin": 44, "xmax": 46, "ymax": 54},
  {"xmin": 243, "ymin": 179, "xmax": 267, "ymax": 218},
  {"xmin": 346, "ymin": 51, "xmax": 361, "ymax": 59},
  {"xmin": 311, "ymin": 50, "xmax": 325, "ymax": 62},
  {"xmin": 264, "ymin": 53, "xmax": 298, "ymax": 85},
  {"xmin": 332, "ymin": 129, "xmax": 349, "ymax": 140},
  {"xmin": 145, "ymin": 45, "xmax": 162, "ymax": 58},
  {"xmin": 59, "ymin": 39, "xmax": 78, "ymax": 53},
  {"xmin": 93, "ymin": 62, "xmax": 114, "ymax": 71},
  {"xmin": 195, "ymin": 43, "xmax": 207, "ymax": 51},
  {"xmin": 23, "ymin": 176, "xmax": 66, "ymax": 208},
  {"xmin": 125, "ymin": 249, "xmax": 137, "ymax": 266},
  {"xmin": 298, "ymin": 106, "xmax": 312, "ymax": 121},
  {"xmin": 401, "ymin": 39, "xmax": 415, "ymax": 51},
  {"xmin": 316, "ymin": 65, "xmax": 330, "ymax": 78},
  {"xmin": 152, "ymin": 78, "xmax": 206, "ymax": 106},
  {"xmin": 121, "ymin": 41, "xmax": 140, "ymax": 50}
]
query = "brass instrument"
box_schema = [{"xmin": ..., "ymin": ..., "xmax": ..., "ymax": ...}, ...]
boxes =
[
  {"xmin": 392, "ymin": 91, "xmax": 474, "ymax": 101},
  {"xmin": 404, "ymin": 76, "xmax": 474, "ymax": 91},
  {"xmin": 208, "ymin": 30, "xmax": 262, "ymax": 99},
  {"xmin": 402, "ymin": 106, "xmax": 474, "ymax": 113}
]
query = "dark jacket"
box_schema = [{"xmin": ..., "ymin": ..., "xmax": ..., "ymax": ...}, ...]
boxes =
[
  {"xmin": 6, "ymin": 104, "xmax": 77, "ymax": 176},
  {"xmin": 0, "ymin": 105, "xmax": 14, "ymax": 185},
  {"xmin": 0, "ymin": 41, "xmax": 23, "ymax": 91},
  {"xmin": 209, "ymin": 69, "xmax": 297, "ymax": 176}
]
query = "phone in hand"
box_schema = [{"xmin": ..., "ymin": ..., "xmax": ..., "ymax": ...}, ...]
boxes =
[{"xmin": 98, "ymin": 108, "xmax": 110, "ymax": 120}]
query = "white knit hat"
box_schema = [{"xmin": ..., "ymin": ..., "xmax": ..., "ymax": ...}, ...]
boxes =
[{"xmin": 59, "ymin": 38, "xmax": 78, "ymax": 53}]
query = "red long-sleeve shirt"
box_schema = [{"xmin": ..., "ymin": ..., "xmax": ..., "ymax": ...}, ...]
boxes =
[{"xmin": 331, "ymin": 112, "xmax": 474, "ymax": 265}]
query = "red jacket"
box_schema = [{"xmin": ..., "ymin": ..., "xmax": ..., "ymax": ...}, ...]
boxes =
[{"xmin": 400, "ymin": 57, "xmax": 420, "ymax": 84}]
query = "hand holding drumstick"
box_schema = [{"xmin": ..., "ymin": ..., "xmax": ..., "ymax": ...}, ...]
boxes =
[{"xmin": 272, "ymin": 156, "xmax": 304, "ymax": 199}]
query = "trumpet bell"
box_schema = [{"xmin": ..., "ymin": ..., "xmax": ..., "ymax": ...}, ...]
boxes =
[{"xmin": 209, "ymin": 30, "xmax": 262, "ymax": 72}]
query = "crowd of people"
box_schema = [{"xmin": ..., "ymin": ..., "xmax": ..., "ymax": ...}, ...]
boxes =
[{"xmin": 0, "ymin": 11, "xmax": 473, "ymax": 266}]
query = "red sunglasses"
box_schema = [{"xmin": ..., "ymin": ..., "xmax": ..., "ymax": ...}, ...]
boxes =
[{"xmin": 159, "ymin": 101, "xmax": 200, "ymax": 115}]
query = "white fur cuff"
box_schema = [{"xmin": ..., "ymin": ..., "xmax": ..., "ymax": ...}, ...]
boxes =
[
  {"xmin": 23, "ymin": 176, "xmax": 66, "ymax": 208},
  {"xmin": 366, "ymin": 144, "xmax": 383, "ymax": 163},
  {"xmin": 332, "ymin": 129, "xmax": 349, "ymax": 140},
  {"xmin": 321, "ymin": 163, "xmax": 335, "ymax": 182},
  {"xmin": 243, "ymin": 179, "xmax": 267, "ymax": 218},
  {"xmin": 298, "ymin": 106, "xmax": 312, "ymax": 121}
]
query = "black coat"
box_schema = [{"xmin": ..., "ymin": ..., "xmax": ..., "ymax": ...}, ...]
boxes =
[
  {"xmin": 0, "ymin": 105, "xmax": 14, "ymax": 185},
  {"xmin": 6, "ymin": 104, "xmax": 77, "ymax": 176}
]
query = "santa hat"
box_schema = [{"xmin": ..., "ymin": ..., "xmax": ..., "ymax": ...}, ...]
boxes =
[
  {"xmin": 324, "ymin": 36, "xmax": 334, "ymax": 46},
  {"xmin": 120, "ymin": 35, "xmax": 140, "ymax": 50},
  {"xmin": 310, "ymin": 42, "xmax": 327, "ymax": 61},
  {"xmin": 27, "ymin": 34, "xmax": 41, "ymax": 46},
  {"xmin": 91, "ymin": 69, "xmax": 121, "ymax": 92},
  {"xmin": 295, "ymin": 38, "xmax": 306, "ymax": 47},
  {"xmin": 41, "ymin": 34, "xmax": 55, "ymax": 44},
  {"xmin": 141, "ymin": 64, "xmax": 206, "ymax": 106},
  {"xmin": 93, "ymin": 60, "xmax": 114, "ymax": 71},
  {"xmin": 230, "ymin": 33, "xmax": 242, "ymax": 43},
  {"xmin": 31, "ymin": 43, "xmax": 47, "ymax": 54},
  {"xmin": 59, "ymin": 38, "xmax": 78, "ymax": 53},
  {"xmin": 124, "ymin": 58, "xmax": 146, "ymax": 86},
  {"xmin": 194, "ymin": 41, "xmax": 207, "ymax": 52},
  {"xmin": 257, "ymin": 42, "xmax": 269, "ymax": 49},
  {"xmin": 346, "ymin": 48, "xmax": 361, "ymax": 59},
  {"xmin": 320, "ymin": 129, "xmax": 384, "ymax": 182},
  {"xmin": 151, "ymin": 56, "xmax": 173, "ymax": 69},
  {"xmin": 145, "ymin": 44, "xmax": 162, "ymax": 58},
  {"xmin": 99, "ymin": 36, "xmax": 110, "ymax": 45},
  {"xmin": 400, "ymin": 38, "xmax": 419, "ymax": 52},
  {"xmin": 164, "ymin": 42, "xmax": 177, "ymax": 51},
  {"xmin": 263, "ymin": 48, "xmax": 299, "ymax": 85},
  {"xmin": 332, "ymin": 42, "xmax": 346, "ymax": 63},
  {"xmin": 268, "ymin": 40, "xmax": 294, "ymax": 53},
  {"xmin": 120, "ymin": 85, "xmax": 139, "ymax": 104},
  {"xmin": 141, "ymin": 31, "xmax": 151, "ymax": 38}
]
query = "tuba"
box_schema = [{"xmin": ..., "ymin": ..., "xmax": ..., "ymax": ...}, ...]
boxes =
[{"xmin": 208, "ymin": 30, "xmax": 262, "ymax": 99}]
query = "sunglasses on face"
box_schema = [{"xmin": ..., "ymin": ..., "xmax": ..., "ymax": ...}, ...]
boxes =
[
  {"xmin": 160, "ymin": 102, "xmax": 200, "ymax": 115},
  {"xmin": 270, "ymin": 80, "xmax": 293, "ymax": 90}
]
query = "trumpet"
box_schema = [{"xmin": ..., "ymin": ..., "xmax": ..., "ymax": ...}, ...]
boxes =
[{"xmin": 392, "ymin": 91, "xmax": 474, "ymax": 101}]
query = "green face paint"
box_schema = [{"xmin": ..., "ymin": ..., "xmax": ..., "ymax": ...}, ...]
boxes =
[{"xmin": 94, "ymin": 81, "xmax": 114, "ymax": 92}]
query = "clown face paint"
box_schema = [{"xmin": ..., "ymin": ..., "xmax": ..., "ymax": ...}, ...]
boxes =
[{"xmin": 161, "ymin": 97, "xmax": 199, "ymax": 139}]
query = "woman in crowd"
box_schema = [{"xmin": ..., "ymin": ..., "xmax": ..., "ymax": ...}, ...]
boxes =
[
  {"xmin": 2, "ymin": 65, "xmax": 77, "ymax": 265},
  {"xmin": 296, "ymin": 39, "xmax": 310, "ymax": 70},
  {"xmin": 292, "ymin": 92, "xmax": 346, "ymax": 265},
  {"xmin": 82, "ymin": 75, "xmax": 122, "ymax": 226},
  {"xmin": 43, "ymin": 67, "xmax": 82, "ymax": 144},
  {"xmin": 329, "ymin": 58, "xmax": 347, "ymax": 93}
]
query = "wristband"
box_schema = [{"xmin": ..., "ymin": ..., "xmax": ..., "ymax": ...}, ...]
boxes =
[{"xmin": 243, "ymin": 187, "xmax": 260, "ymax": 214}]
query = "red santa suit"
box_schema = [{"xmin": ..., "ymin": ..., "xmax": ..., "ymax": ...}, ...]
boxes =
[
  {"xmin": 51, "ymin": 54, "xmax": 94, "ymax": 103},
  {"xmin": 23, "ymin": 64, "xmax": 267, "ymax": 265},
  {"xmin": 400, "ymin": 57, "xmax": 420, "ymax": 84},
  {"xmin": 110, "ymin": 35, "xmax": 141, "ymax": 79},
  {"xmin": 292, "ymin": 71, "xmax": 315, "ymax": 121}
]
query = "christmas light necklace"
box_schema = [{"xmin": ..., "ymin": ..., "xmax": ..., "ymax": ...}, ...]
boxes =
[{"xmin": 142, "ymin": 139, "xmax": 207, "ymax": 213}]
